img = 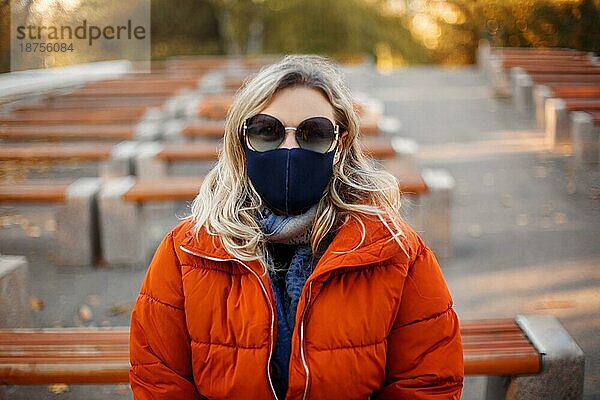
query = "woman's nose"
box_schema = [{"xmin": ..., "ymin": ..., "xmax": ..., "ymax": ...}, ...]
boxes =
[{"xmin": 278, "ymin": 128, "xmax": 300, "ymax": 149}]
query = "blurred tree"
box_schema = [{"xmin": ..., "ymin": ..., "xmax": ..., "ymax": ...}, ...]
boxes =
[
  {"xmin": 1, "ymin": 0, "xmax": 598, "ymax": 74},
  {"xmin": 151, "ymin": 0, "xmax": 221, "ymax": 58},
  {"xmin": 0, "ymin": 0, "xmax": 10, "ymax": 73},
  {"xmin": 576, "ymin": 0, "xmax": 600, "ymax": 52}
]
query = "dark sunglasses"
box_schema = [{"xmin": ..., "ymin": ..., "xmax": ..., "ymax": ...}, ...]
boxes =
[{"xmin": 243, "ymin": 113, "xmax": 340, "ymax": 154}]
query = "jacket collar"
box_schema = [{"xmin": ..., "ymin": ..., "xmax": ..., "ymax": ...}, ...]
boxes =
[{"xmin": 178, "ymin": 213, "xmax": 406, "ymax": 278}]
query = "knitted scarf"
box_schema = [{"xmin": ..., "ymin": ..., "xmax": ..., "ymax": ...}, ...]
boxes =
[{"xmin": 258, "ymin": 205, "xmax": 318, "ymax": 399}]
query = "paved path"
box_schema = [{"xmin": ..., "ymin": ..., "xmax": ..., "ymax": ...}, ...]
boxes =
[{"xmin": 1, "ymin": 64, "xmax": 598, "ymax": 399}]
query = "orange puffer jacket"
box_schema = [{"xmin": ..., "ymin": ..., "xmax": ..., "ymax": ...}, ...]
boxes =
[{"xmin": 129, "ymin": 215, "xmax": 464, "ymax": 399}]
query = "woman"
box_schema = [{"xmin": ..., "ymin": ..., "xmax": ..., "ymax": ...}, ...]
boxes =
[{"xmin": 129, "ymin": 55, "xmax": 464, "ymax": 399}]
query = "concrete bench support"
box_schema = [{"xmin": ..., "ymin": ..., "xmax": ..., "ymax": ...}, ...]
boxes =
[
  {"xmin": 486, "ymin": 314, "xmax": 584, "ymax": 400},
  {"xmin": 135, "ymin": 142, "xmax": 168, "ymax": 179},
  {"xmin": 98, "ymin": 177, "xmax": 143, "ymax": 266},
  {"xmin": 414, "ymin": 168, "xmax": 454, "ymax": 258},
  {"xmin": 571, "ymin": 111, "xmax": 599, "ymax": 167},
  {"xmin": 99, "ymin": 141, "xmax": 137, "ymax": 179},
  {"xmin": 511, "ymin": 68, "xmax": 534, "ymax": 114},
  {"xmin": 545, "ymin": 98, "xmax": 570, "ymax": 146},
  {"xmin": 55, "ymin": 178, "xmax": 101, "ymax": 266},
  {"xmin": 0, "ymin": 256, "xmax": 31, "ymax": 329},
  {"xmin": 98, "ymin": 177, "xmax": 179, "ymax": 266},
  {"xmin": 534, "ymin": 85, "xmax": 552, "ymax": 129}
]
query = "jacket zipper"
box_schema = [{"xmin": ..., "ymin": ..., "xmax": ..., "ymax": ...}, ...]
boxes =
[
  {"xmin": 179, "ymin": 245, "xmax": 279, "ymax": 400},
  {"xmin": 299, "ymin": 281, "xmax": 313, "ymax": 400}
]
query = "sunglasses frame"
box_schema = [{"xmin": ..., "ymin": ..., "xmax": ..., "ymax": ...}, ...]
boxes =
[{"xmin": 242, "ymin": 113, "xmax": 341, "ymax": 154}]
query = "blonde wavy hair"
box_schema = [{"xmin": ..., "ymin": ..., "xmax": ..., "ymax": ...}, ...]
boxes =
[{"xmin": 190, "ymin": 55, "xmax": 407, "ymax": 271}]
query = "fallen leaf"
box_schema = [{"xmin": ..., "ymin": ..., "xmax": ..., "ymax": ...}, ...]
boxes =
[
  {"xmin": 79, "ymin": 304, "xmax": 93, "ymax": 321},
  {"xmin": 48, "ymin": 383, "xmax": 69, "ymax": 394},
  {"xmin": 108, "ymin": 303, "xmax": 132, "ymax": 317},
  {"xmin": 26, "ymin": 226, "xmax": 41, "ymax": 238},
  {"xmin": 30, "ymin": 297, "xmax": 44, "ymax": 311}
]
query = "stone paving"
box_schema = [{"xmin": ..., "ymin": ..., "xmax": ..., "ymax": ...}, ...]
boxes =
[{"xmin": 1, "ymin": 63, "xmax": 599, "ymax": 399}]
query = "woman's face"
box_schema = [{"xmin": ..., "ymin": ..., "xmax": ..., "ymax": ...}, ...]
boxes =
[{"xmin": 260, "ymin": 86, "xmax": 337, "ymax": 150}]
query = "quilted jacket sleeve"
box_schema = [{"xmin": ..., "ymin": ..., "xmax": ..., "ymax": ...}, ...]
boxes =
[
  {"xmin": 376, "ymin": 241, "xmax": 464, "ymax": 399},
  {"xmin": 129, "ymin": 232, "xmax": 203, "ymax": 400}
]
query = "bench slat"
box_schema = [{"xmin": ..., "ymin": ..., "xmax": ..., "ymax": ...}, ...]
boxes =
[
  {"xmin": 0, "ymin": 124, "xmax": 135, "ymax": 141},
  {"xmin": 0, "ymin": 181, "xmax": 72, "ymax": 202},
  {"xmin": 0, "ymin": 109, "xmax": 146, "ymax": 125},
  {"xmin": 0, "ymin": 144, "xmax": 112, "ymax": 161}
]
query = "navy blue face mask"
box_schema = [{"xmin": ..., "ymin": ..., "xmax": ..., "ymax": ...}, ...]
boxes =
[{"xmin": 245, "ymin": 146, "xmax": 335, "ymax": 215}]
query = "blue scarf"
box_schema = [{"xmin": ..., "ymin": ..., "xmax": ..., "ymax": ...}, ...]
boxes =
[{"xmin": 258, "ymin": 206, "xmax": 318, "ymax": 399}]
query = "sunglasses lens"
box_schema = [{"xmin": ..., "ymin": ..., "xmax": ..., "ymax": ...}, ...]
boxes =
[
  {"xmin": 245, "ymin": 115, "xmax": 285, "ymax": 152},
  {"xmin": 297, "ymin": 117, "xmax": 336, "ymax": 153}
]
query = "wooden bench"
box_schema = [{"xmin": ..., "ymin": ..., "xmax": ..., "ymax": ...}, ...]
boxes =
[
  {"xmin": 486, "ymin": 47, "xmax": 599, "ymax": 99},
  {"xmin": 99, "ymin": 170, "xmax": 431, "ymax": 265},
  {"xmin": 529, "ymin": 74, "xmax": 600, "ymax": 84},
  {"xmin": 65, "ymin": 86, "xmax": 183, "ymax": 97},
  {"xmin": 570, "ymin": 110, "xmax": 600, "ymax": 168},
  {"xmin": 0, "ymin": 108, "xmax": 149, "ymax": 125},
  {"xmin": 0, "ymin": 320, "xmax": 536, "ymax": 384},
  {"xmin": 501, "ymin": 58, "xmax": 595, "ymax": 69},
  {"xmin": 13, "ymin": 101, "xmax": 165, "ymax": 114},
  {"xmin": 0, "ymin": 124, "xmax": 137, "ymax": 142},
  {"xmin": 512, "ymin": 66, "xmax": 600, "ymax": 112},
  {"xmin": 0, "ymin": 315, "xmax": 584, "ymax": 399},
  {"xmin": 544, "ymin": 98, "xmax": 600, "ymax": 144},
  {"xmin": 20, "ymin": 96, "xmax": 168, "ymax": 110},
  {"xmin": 534, "ymin": 84, "xmax": 600, "ymax": 131},
  {"xmin": 0, "ymin": 178, "xmax": 101, "ymax": 266}
]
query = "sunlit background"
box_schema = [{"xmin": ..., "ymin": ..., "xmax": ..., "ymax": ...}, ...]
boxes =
[{"xmin": 1, "ymin": 0, "xmax": 599, "ymax": 72}]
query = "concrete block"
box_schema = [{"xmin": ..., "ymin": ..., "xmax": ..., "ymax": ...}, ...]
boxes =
[
  {"xmin": 98, "ymin": 177, "xmax": 144, "ymax": 266},
  {"xmin": 388, "ymin": 136, "xmax": 418, "ymax": 172},
  {"xmin": 164, "ymin": 91, "xmax": 201, "ymax": 119},
  {"xmin": 571, "ymin": 111, "xmax": 599, "ymax": 167},
  {"xmin": 169, "ymin": 160, "xmax": 216, "ymax": 177},
  {"xmin": 512, "ymin": 68, "xmax": 534, "ymax": 113},
  {"xmin": 55, "ymin": 178, "xmax": 101, "ymax": 266},
  {"xmin": 415, "ymin": 168, "xmax": 454, "ymax": 258},
  {"xmin": 486, "ymin": 315, "xmax": 584, "ymax": 400},
  {"xmin": 545, "ymin": 98, "xmax": 569, "ymax": 146},
  {"xmin": 134, "ymin": 120, "xmax": 162, "ymax": 141},
  {"xmin": 477, "ymin": 39, "xmax": 491, "ymax": 76},
  {"xmin": 199, "ymin": 71, "xmax": 225, "ymax": 93},
  {"xmin": 534, "ymin": 85, "xmax": 552, "ymax": 129},
  {"xmin": 99, "ymin": 141, "xmax": 137, "ymax": 180},
  {"xmin": 378, "ymin": 116, "xmax": 402, "ymax": 135},
  {"xmin": 162, "ymin": 119, "xmax": 187, "ymax": 142},
  {"xmin": 142, "ymin": 106, "xmax": 165, "ymax": 122},
  {"xmin": 135, "ymin": 142, "xmax": 167, "ymax": 179},
  {"xmin": 489, "ymin": 57, "xmax": 509, "ymax": 97},
  {"xmin": 0, "ymin": 255, "xmax": 31, "ymax": 328}
]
